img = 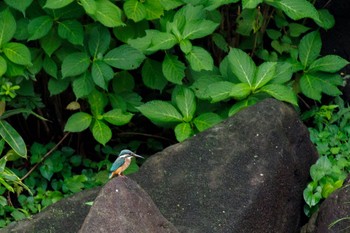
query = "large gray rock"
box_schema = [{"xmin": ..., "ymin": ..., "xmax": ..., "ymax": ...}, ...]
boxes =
[
  {"xmin": 131, "ymin": 98, "xmax": 318, "ymax": 233},
  {"xmin": 301, "ymin": 176, "xmax": 350, "ymax": 233},
  {"xmin": 0, "ymin": 187, "xmax": 100, "ymax": 233},
  {"xmin": 79, "ymin": 177, "xmax": 179, "ymax": 233}
]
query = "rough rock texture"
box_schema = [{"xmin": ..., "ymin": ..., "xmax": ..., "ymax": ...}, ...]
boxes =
[
  {"xmin": 131, "ymin": 98, "xmax": 318, "ymax": 233},
  {"xmin": 301, "ymin": 176, "xmax": 350, "ymax": 233},
  {"xmin": 79, "ymin": 177, "xmax": 179, "ymax": 233},
  {"xmin": 0, "ymin": 187, "xmax": 100, "ymax": 233}
]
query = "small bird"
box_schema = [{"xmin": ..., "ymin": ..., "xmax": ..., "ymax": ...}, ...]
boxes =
[{"xmin": 109, "ymin": 149, "xmax": 144, "ymax": 179}]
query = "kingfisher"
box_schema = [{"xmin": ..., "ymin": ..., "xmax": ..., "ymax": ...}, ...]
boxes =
[{"xmin": 109, "ymin": 149, "xmax": 144, "ymax": 179}]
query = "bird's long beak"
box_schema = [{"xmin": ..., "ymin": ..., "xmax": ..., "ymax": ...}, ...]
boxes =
[{"xmin": 132, "ymin": 153, "xmax": 144, "ymax": 159}]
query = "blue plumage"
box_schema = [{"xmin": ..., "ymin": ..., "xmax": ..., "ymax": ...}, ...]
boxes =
[{"xmin": 109, "ymin": 149, "xmax": 144, "ymax": 178}]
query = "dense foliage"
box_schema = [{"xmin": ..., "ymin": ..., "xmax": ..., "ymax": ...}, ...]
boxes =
[{"xmin": 0, "ymin": 0, "xmax": 349, "ymax": 227}]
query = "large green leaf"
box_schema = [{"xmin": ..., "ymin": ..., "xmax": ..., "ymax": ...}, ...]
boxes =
[
  {"xmin": 103, "ymin": 109, "xmax": 133, "ymax": 126},
  {"xmin": 227, "ymin": 48, "xmax": 256, "ymax": 87},
  {"xmin": 94, "ymin": 0, "xmax": 124, "ymax": 27},
  {"xmin": 0, "ymin": 8, "xmax": 16, "ymax": 47},
  {"xmin": 147, "ymin": 31, "xmax": 178, "ymax": 52},
  {"xmin": 3, "ymin": 42, "xmax": 32, "ymax": 66},
  {"xmin": 43, "ymin": 56, "xmax": 58, "ymax": 79},
  {"xmin": 228, "ymin": 98, "xmax": 258, "ymax": 116},
  {"xmin": 141, "ymin": 59, "xmax": 167, "ymax": 91},
  {"xmin": 173, "ymin": 86, "xmax": 196, "ymax": 122},
  {"xmin": 242, "ymin": 0, "xmax": 263, "ymax": 9},
  {"xmin": 58, "ymin": 20, "xmax": 84, "ymax": 46},
  {"xmin": 137, "ymin": 100, "xmax": 183, "ymax": 126},
  {"xmin": 182, "ymin": 20, "xmax": 219, "ymax": 40},
  {"xmin": 88, "ymin": 25, "xmax": 111, "ymax": 58},
  {"xmin": 44, "ymin": 0, "xmax": 74, "ymax": 9},
  {"xmin": 162, "ymin": 54, "xmax": 185, "ymax": 85},
  {"xmin": 193, "ymin": 113, "xmax": 222, "ymax": 132},
  {"xmin": 0, "ymin": 120, "xmax": 27, "ymax": 158},
  {"xmin": 299, "ymin": 31, "xmax": 321, "ymax": 68},
  {"xmin": 88, "ymin": 90, "xmax": 108, "ymax": 116},
  {"xmin": 315, "ymin": 9, "xmax": 335, "ymax": 30},
  {"xmin": 185, "ymin": 46, "xmax": 213, "ymax": 71},
  {"xmin": 48, "ymin": 78, "xmax": 70, "ymax": 95},
  {"xmin": 72, "ymin": 72, "xmax": 94, "ymax": 99},
  {"xmin": 174, "ymin": 122, "xmax": 193, "ymax": 142},
  {"xmin": 312, "ymin": 73, "xmax": 343, "ymax": 97},
  {"xmin": 4, "ymin": 0, "xmax": 33, "ymax": 15},
  {"xmin": 299, "ymin": 73, "xmax": 322, "ymax": 101},
  {"xmin": 80, "ymin": 0, "xmax": 97, "ymax": 14},
  {"xmin": 40, "ymin": 29, "xmax": 62, "ymax": 56},
  {"xmin": 230, "ymin": 83, "xmax": 251, "ymax": 100},
  {"xmin": 64, "ymin": 112, "xmax": 92, "ymax": 132},
  {"xmin": 28, "ymin": 15, "xmax": 53, "ymax": 40},
  {"xmin": 143, "ymin": 0, "xmax": 164, "ymax": 20},
  {"xmin": 62, "ymin": 52, "xmax": 90, "ymax": 78},
  {"xmin": 259, "ymin": 84, "xmax": 298, "ymax": 105},
  {"xmin": 92, "ymin": 119, "xmax": 112, "ymax": 145},
  {"xmin": 253, "ymin": 62, "xmax": 276, "ymax": 89},
  {"xmin": 205, "ymin": 0, "xmax": 240, "ymax": 10},
  {"xmin": 308, "ymin": 55, "xmax": 349, "ymax": 73},
  {"xmin": 0, "ymin": 56, "xmax": 7, "ymax": 77},
  {"xmin": 207, "ymin": 81, "xmax": 235, "ymax": 103},
  {"xmin": 104, "ymin": 45, "xmax": 145, "ymax": 70},
  {"xmin": 91, "ymin": 60, "xmax": 114, "ymax": 90},
  {"xmin": 266, "ymin": 0, "xmax": 319, "ymax": 22},
  {"xmin": 159, "ymin": 0, "xmax": 183, "ymax": 10},
  {"xmin": 269, "ymin": 62, "xmax": 293, "ymax": 84},
  {"xmin": 124, "ymin": 0, "xmax": 146, "ymax": 22}
]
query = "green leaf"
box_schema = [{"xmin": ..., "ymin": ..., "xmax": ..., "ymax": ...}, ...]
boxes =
[
  {"xmin": 288, "ymin": 23, "xmax": 310, "ymax": 37},
  {"xmin": 92, "ymin": 119, "xmax": 112, "ymax": 145},
  {"xmin": 40, "ymin": 159, "xmax": 54, "ymax": 180},
  {"xmin": 103, "ymin": 109, "xmax": 133, "ymax": 126},
  {"xmin": 303, "ymin": 182, "xmax": 322, "ymax": 207},
  {"xmin": 313, "ymin": 73, "xmax": 342, "ymax": 97},
  {"xmin": 44, "ymin": 0, "xmax": 74, "ymax": 9},
  {"xmin": 253, "ymin": 62, "xmax": 276, "ymax": 89},
  {"xmin": 58, "ymin": 20, "xmax": 84, "ymax": 46},
  {"xmin": 40, "ymin": 29, "xmax": 62, "ymax": 56},
  {"xmin": 242, "ymin": 0, "xmax": 263, "ymax": 9},
  {"xmin": 113, "ymin": 71, "xmax": 135, "ymax": 93},
  {"xmin": 147, "ymin": 31, "xmax": 178, "ymax": 52},
  {"xmin": 124, "ymin": 0, "xmax": 146, "ymax": 22},
  {"xmin": 94, "ymin": 0, "xmax": 124, "ymax": 27},
  {"xmin": 228, "ymin": 98, "xmax": 258, "ymax": 116},
  {"xmin": 48, "ymin": 78, "xmax": 70, "ymax": 96},
  {"xmin": 267, "ymin": 0, "xmax": 319, "ymax": 22},
  {"xmin": 173, "ymin": 86, "xmax": 196, "ymax": 122},
  {"xmin": 62, "ymin": 52, "xmax": 90, "ymax": 78},
  {"xmin": 159, "ymin": 0, "xmax": 183, "ymax": 10},
  {"xmin": 43, "ymin": 56, "xmax": 58, "ymax": 79},
  {"xmin": 299, "ymin": 31, "xmax": 321, "ymax": 68},
  {"xmin": 212, "ymin": 33, "xmax": 229, "ymax": 52},
  {"xmin": 104, "ymin": 45, "xmax": 145, "ymax": 70},
  {"xmin": 3, "ymin": 42, "xmax": 31, "ymax": 66},
  {"xmin": 174, "ymin": 122, "xmax": 193, "ymax": 142},
  {"xmin": 0, "ymin": 120, "xmax": 27, "ymax": 158},
  {"xmin": 162, "ymin": 54, "xmax": 185, "ymax": 85},
  {"xmin": 179, "ymin": 39, "xmax": 192, "ymax": 54},
  {"xmin": 28, "ymin": 15, "xmax": 53, "ymax": 40},
  {"xmin": 227, "ymin": 48, "xmax": 256, "ymax": 87},
  {"xmin": 91, "ymin": 60, "xmax": 114, "ymax": 90},
  {"xmin": 230, "ymin": 83, "xmax": 251, "ymax": 100},
  {"xmin": 0, "ymin": 56, "xmax": 7, "ymax": 77},
  {"xmin": 137, "ymin": 100, "xmax": 183, "ymax": 126},
  {"xmin": 88, "ymin": 90, "xmax": 108, "ymax": 116},
  {"xmin": 207, "ymin": 81, "xmax": 235, "ymax": 103},
  {"xmin": 64, "ymin": 112, "xmax": 92, "ymax": 132},
  {"xmin": 143, "ymin": 0, "xmax": 164, "ymax": 20},
  {"xmin": 308, "ymin": 55, "xmax": 349, "ymax": 73},
  {"xmin": 270, "ymin": 62, "xmax": 293, "ymax": 84},
  {"xmin": 182, "ymin": 20, "xmax": 219, "ymax": 40},
  {"xmin": 4, "ymin": 0, "xmax": 33, "ymax": 15},
  {"xmin": 193, "ymin": 113, "xmax": 222, "ymax": 132},
  {"xmin": 299, "ymin": 73, "xmax": 322, "ymax": 101},
  {"xmin": 0, "ymin": 8, "xmax": 16, "ymax": 46},
  {"xmin": 259, "ymin": 84, "xmax": 298, "ymax": 105},
  {"xmin": 141, "ymin": 59, "xmax": 167, "ymax": 91},
  {"xmin": 88, "ymin": 25, "xmax": 111, "ymax": 58},
  {"xmin": 315, "ymin": 9, "xmax": 335, "ymax": 30},
  {"xmin": 80, "ymin": 0, "xmax": 97, "ymax": 15},
  {"xmin": 72, "ymin": 72, "xmax": 94, "ymax": 99},
  {"xmin": 185, "ymin": 46, "xmax": 213, "ymax": 71}
]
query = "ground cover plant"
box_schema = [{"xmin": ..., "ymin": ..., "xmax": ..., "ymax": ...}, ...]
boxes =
[{"xmin": 0, "ymin": 0, "xmax": 349, "ymax": 228}]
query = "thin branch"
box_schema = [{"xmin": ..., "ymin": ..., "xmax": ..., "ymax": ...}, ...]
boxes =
[
  {"xmin": 21, "ymin": 133, "xmax": 70, "ymax": 181},
  {"xmin": 116, "ymin": 132, "xmax": 176, "ymax": 143}
]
